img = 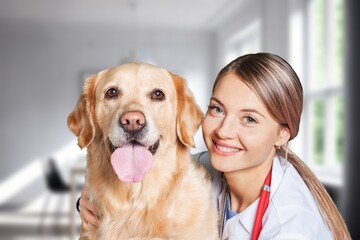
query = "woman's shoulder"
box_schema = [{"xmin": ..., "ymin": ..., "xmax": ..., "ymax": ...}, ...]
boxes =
[
  {"xmin": 265, "ymin": 157, "xmax": 332, "ymax": 239},
  {"xmin": 264, "ymin": 202, "xmax": 332, "ymax": 239},
  {"xmin": 193, "ymin": 151, "xmax": 216, "ymax": 176},
  {"xmin": 272, "ymin": 157, "xmax": 322, "ymax": 212}
]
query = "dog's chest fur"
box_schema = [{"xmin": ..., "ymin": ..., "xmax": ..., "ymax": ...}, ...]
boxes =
[{"xmin": 84, "ymin": 145, "xmax": 217, "ymax": 240}]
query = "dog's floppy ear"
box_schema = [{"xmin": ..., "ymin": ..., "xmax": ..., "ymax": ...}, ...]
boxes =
[
  {"xmin": 67, "ymin": 75, "xmax": 98, "ymax": 149},
  {"xmin": 171, "ymin": 73, "xmax": 203, "ymax": 148}
]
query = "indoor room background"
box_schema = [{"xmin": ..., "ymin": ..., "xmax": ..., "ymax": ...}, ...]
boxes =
[{"xmin": 0, "ymin": 0, "xmax": 359, "ymax": 239}]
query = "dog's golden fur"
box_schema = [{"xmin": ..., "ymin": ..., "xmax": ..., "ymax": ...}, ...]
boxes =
[{"xmin": 68, "ymin": 63, "xmax": 218, "ymax": 239}]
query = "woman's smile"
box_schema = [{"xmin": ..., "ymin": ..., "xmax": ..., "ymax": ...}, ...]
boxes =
[{"xmin": 213, "ymin": 140, "xmax": 240, "ymax": 155}]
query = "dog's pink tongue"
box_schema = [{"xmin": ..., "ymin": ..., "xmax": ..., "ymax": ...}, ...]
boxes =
[{"xmin": 111, "ymin": 144, "xmax": 153, "ymax": 183}]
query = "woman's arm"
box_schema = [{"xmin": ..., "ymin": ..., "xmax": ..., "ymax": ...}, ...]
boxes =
[
  {"xmin": 193, "ymin": 151, "xmax": 216, "ymax": 177},
  {"xmin": 77, "ymin": 185, "xmax": 100, "ymax": 229}
]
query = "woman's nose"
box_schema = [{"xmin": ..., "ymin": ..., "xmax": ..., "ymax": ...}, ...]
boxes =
[{"xmin": 215, "ymin": 117, "xmax": 236, "ymax": 139}]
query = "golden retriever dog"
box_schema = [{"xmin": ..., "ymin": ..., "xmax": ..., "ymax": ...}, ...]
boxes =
[{"xmin": 67, "ymin": 63, "xmax": 218, "ymax": 239}]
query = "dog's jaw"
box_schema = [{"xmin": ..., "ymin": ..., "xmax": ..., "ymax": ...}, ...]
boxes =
[{"xmin": 108, "ymin": 139, "xmax": 160, "ymax": 156}]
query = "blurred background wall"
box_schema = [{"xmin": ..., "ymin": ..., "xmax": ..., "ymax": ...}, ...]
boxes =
[{"xmin": 0, "ymin": 0, "xmax": 358, "ymax": 239}]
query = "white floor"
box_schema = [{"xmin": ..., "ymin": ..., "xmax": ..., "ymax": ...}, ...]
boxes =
[{"xmin": 0, "ymin": 192, "xmax": 81, "ymax": 240}]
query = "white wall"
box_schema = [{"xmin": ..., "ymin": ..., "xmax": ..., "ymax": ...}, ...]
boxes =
[{"xmin": 214, "ymin": 0, "xmax": 290, "ymax": 68}]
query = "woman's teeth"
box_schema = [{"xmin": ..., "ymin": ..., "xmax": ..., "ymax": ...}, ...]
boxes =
[{"xmin": 215, "ymin": 144, "xmax": 240, "ymax": 153}]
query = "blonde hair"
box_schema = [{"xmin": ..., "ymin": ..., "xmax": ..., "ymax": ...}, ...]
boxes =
[{"xmin": 214, "ymin": 53, "xmax": 350, "ymax": 240}]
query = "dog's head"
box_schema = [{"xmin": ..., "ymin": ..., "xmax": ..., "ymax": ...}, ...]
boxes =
[{"xmin": 67, "ymin": 63, "xmax": 203, "ymax": 182}]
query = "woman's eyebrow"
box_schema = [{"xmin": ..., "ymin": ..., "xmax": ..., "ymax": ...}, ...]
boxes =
[{"xmin": 210, "ymin": 97, "xmax": 222, "ymax": 104}]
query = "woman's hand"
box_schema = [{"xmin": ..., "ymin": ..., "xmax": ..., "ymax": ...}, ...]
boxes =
[{"xmin": 79, "ymin": 185, "xmax": 100, "ymax": 229}]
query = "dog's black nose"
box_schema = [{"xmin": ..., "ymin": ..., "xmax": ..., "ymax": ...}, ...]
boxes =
[{"xmin": 120, "ymin": 111, "xmax": 145, "ymax": 132}]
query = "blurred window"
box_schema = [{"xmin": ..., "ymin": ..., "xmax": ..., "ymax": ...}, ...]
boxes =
[{"xmin": 290, "ymin": 0, "xmax": 344, "ymax": 185}]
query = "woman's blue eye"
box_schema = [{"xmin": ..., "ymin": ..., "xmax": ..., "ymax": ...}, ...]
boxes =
[
  {"xmin": 244, "ymin": 116, "xmax": 256, "ymax": 123},
  {"xmin": 208, "ymin": 105, "xmax": 223, "ymax": 114},
  {"xmin": 214, "ymin": 107, "xmax": 222, "ymax": 113}
]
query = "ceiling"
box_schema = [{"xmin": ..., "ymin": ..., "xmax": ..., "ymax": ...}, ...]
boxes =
[{"xmin": 0, "ymin": 0, "xmax": 245, "ymax": 30}]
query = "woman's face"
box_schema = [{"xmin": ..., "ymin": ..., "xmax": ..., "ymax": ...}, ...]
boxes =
[{"xmin": 202, "ymin": 73, "xmax": 289, "ymax": 174}]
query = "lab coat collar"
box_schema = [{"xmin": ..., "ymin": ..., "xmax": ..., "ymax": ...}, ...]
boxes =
[
  {"xmin": 240, "ymin": 156, "xmax": 285, "ymax": 234},
  {"xmin": 259, "ymin": 155, "xmax": 285, "ymax": 238},
  {"xmin": 218, "ymin": 155, "xmax": 285, "ymax": 237},
  {"xmin": 269, "ymin": 155, "xmax": 285, "ymax": 200}
]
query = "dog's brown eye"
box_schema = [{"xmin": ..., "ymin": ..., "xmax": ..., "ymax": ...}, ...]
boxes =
[
  {"xmin": 151, "ymin": 89, "xmax": 165, "ymax": 101},
  {"xmin": 105, "ymin": 88, "xmax": 118, "ymax": 99}
]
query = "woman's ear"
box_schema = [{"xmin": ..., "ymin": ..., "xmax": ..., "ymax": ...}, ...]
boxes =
[{"xmin": 275, "ymin": 126, "xmax": 291, "ymax": 148}]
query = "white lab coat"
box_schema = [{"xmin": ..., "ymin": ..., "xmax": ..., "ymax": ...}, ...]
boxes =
[{"xmin": 195, "ymin": 152, "xmax": 333, "ymax": 240}]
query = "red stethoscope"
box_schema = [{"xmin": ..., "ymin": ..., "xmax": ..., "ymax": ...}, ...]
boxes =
[
  {"xmin": 220, "ymin": 167, "xmax": 272, "ymax": 240},
  {"xmin": 251, "ymin": 167, "xmax": 272, "ymax": 240}
]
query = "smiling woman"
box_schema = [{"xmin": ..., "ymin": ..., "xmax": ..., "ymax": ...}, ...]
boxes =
[
  {"xmin": 203, "ymin": 74, "xmax": 287, "ymax": 174},
  {"xmin": 201, "ymin": 53, "xmax": 350, "ymax": 240}
]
